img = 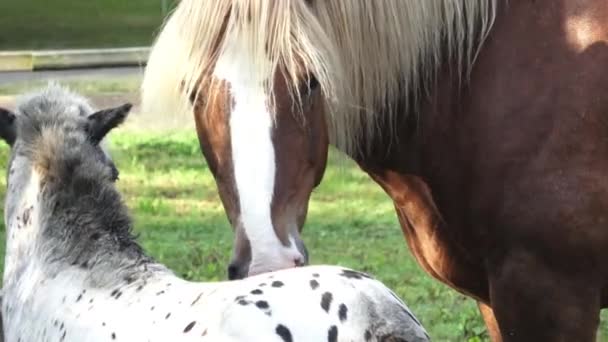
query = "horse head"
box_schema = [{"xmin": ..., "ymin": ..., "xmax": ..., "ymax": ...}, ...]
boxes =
[
  {"xmin": 190, "ymin": 42, "xmax": 330, "ymax": 280},
  {"xmin": 142, "ymin": 1, "xmax": 342, "ymax": 279}
]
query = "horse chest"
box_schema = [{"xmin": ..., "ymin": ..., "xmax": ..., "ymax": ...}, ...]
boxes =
[{"xmin": 365, "ymin": 169, "xmax": 489, "ymax": 301}]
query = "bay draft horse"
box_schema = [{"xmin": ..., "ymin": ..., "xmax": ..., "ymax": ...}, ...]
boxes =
[
  {"xmin": 142, "ymin": 1, "xmax": 608, "ymax": 340},
  {"xmin": 0, "ymin": 85, "xmax": 429, "ymax": 342}
]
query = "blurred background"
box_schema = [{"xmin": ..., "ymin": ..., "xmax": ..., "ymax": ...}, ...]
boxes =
[
  {"xmin": 0, "ymin": 2, "xmax": 606, "ymax": 341},
  {"xmin": 0, "ymin": 0, "xmax": 183, "ymax": 130},
  {"xmin": 0, "ymin": 0, "xmax": 174, "ymax": 50}
]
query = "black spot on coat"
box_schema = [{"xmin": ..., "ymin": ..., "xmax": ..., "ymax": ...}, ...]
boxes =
[
  {"xmin": 255, "ymin": 301, "xmax": 269, "ymax": 309},
  {"xmin": 22, "ymin": 206, "xmax": 33, "ymax": 226},
  {"xmin": 338, "ymin": 304, "xmax": 348, "ymax": 322},
  {"xmin": 183, "ymin": 321, "xmax": 196, "ymax": 333},
  {"xmin": 321, "ymin": 292, "xmax": 333, "ymax": 312},
  {"xmin": 191, "ymin": 292, "xmax": 203, "ymax": 306},
  {"xmin": 275, "ymin": 324, "xmax": 293, "ymax": 342},
  {"xmin": 340, "ymin": 269, "xmax": 371, "ymax": 280},
  {"xmin": 328, "ymin": 325, "xmax": 338, "ymax": 342}
]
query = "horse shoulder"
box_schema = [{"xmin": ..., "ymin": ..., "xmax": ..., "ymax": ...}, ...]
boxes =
[{"xmin": 364, "ymin": 169, "xmax": 489, "ymax": 301}]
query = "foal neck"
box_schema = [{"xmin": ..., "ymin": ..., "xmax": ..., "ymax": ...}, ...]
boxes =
[
  {"xmin": 3, "ymin": 153, "xmax": 151, "ymax": 292},
  {"xmin": 1, "ymin": 158, "xmax": 176, "ymax": 342}
]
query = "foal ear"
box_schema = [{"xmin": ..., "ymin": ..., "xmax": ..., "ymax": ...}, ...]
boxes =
[
  {"xmin": 0, "ymin": 107, "xmax": 17, "ymax": 146},
  {"xmin": 87, "ymin": 103, "xmax": 132, "ymax": 144}
]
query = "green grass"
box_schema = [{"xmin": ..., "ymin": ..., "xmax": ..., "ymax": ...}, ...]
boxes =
[
  {"xmin": 0, "ymin": 0, "xmax": 175, "ymax": 50},
  {"xmin": 0, "ymin": 130, "xmax": 605, "ymax": 341},
  {"xmin": 0, "ymin": 77, "xmax": 142, "ymax": 96}
]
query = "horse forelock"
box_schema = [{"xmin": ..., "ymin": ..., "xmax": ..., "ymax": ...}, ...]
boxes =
[{"xmin": 142, "ymin": 0, "xmax": 497, "ymax": 154}]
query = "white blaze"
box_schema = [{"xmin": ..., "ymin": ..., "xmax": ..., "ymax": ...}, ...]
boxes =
[{"xmin": 213, "ymin": 30, "xmax": 303, "ymax": 276}]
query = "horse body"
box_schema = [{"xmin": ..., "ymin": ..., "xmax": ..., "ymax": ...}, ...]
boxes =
[
  {"xmin": 374, "ymin": 1, "xmax": 608, "ymax": 338},
  {"xmin": 0, "ymin": 86, "xmax": 429, "ymax": 342},
  {"xmin": 142, "ymin": 0, "xmax": 608, "ymax": 339},
  {"xmin": 359, "ymin": 0, "xmax": 608, "ymax": 295},
  {"xmin": 359, "ymin": 1, "xmax": 608, "ymax": 336},
  {"xmin": 389, "ymin": 2, "xmax": 608, "ymax": 339}
]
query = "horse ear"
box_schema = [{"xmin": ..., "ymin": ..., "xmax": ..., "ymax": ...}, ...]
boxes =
[
  {"xmin": 0, "ymin": 107, "xmax": 17, "ymax": 146},
  {"xmin": 87, "ymin": 103, "xmax": 132, "ymax": 144}
]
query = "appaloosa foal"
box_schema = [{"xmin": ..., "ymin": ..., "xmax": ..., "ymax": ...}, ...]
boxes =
[{"xmin": 0, "ymin": 85, "xmax": 429, "ymax": 341}]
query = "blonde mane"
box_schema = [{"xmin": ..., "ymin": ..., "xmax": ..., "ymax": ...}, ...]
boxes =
[{"xmin": 141, "ymin": 0, "xmax": 497, "ymax": 153}]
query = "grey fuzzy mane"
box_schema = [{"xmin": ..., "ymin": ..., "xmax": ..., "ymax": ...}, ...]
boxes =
[
  {"xmin": 40, "ymin": 154, "xmax": 152, "ymax": 275},
  {"xmin": 14, "ymin": 85, "xmax": 157, "ymax": 285}
]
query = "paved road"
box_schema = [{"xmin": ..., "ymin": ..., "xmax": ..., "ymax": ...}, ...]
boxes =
[
  {"xmin": 0, "ymin": 66, "xmax": 192, "ymax": 130},
  {"xmin": 0, "ymin": 66, "xmax": 144, "ymax": 85},
  {"xmin": 0, "ymin": 66, "xmax": 144, "ymax": 110}
]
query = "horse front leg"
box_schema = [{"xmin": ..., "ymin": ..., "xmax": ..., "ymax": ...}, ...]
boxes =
[{"xmin": 489, "ymin": 249, "xmax": 600, "ymax": 341}]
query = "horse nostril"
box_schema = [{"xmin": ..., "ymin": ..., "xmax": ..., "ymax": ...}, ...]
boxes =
[
  {"xmin": 294, "ymin": 238, "xmax": 309, "ymax": 267},
  {"xmin": 294, "ymin": 257, "xmax": 305, "ymax": 267},
  {"xmin": 227, "ymin": 263, "xmax": 241, "ymax": 280},
  {"xmin": 301, "ymin": 244, "xmax": 309, "ymax": 263}
]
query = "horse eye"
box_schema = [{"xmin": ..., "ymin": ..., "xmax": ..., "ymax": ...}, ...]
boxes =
[
  {"xmin": 307, "ymin": 75, "xmax": 319, "ymax": 91},
  {"xmin": 300, "ymin": 75, "xmax": 319, "ymax": 97}
]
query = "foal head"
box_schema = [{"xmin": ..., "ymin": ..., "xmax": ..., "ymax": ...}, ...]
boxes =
[{"xmin": 0, "ymin": 85, "xmax": 130, "ymax": 254}]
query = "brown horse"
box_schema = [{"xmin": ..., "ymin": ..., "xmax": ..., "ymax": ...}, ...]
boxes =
[{"xmin": 142, "ymin": 1, "xmax": 608, "ymax": 340}]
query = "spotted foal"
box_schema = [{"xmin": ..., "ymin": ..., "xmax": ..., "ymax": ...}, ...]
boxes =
[{"xmin": 0, "ymin": 85, "xmax": 429, "ymax": 342}]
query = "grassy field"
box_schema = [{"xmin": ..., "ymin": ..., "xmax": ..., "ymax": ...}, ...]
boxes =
[
  {"xmin": 0, "ymin": 0, "xmax": 174, "ymax": 50},
  {"xmin": 0, "ymin": 77, "xmax": 142, "ymax": 96},
  {"xmin": 0, "ymin": 130, "xmax": 605, "ymax": 341}
]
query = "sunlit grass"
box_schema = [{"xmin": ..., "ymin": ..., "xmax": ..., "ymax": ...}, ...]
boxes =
[{"xmin": 0, "ymin": 77, "xmax": 141, "ymax": 96}]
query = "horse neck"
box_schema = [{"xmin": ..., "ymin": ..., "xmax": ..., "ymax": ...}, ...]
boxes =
[
  {"xmin": 348, "ymin": 101, "xmax": 418, "ymax": 171},
  {"xmin": 349, "ymin": 66, "xmax": 460, "ymax": 172}
]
